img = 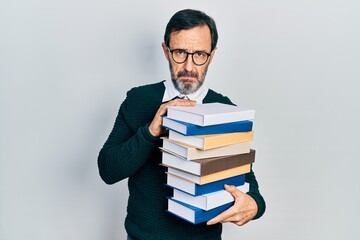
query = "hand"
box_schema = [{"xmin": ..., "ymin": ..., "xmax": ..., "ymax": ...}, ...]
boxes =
[
  {"xmin": 148, "ymin": 98, "xmax": 196, "ymax": 137},
  {"xmin": 207, "ymin": 184, "xmax": 258, "ymax": 226}
]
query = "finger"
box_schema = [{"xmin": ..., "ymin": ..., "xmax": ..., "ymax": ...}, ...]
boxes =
[
  {"xmin": 168, "ymin": 99, "xmax": 196, "ymax": 106},
  {"xmin": 207, "ymin": 186, "xmax": 241, "ymax": 225},
  {"xmin": 230, "ymin": 212, "xmax": 253, "ymax": 226},
  {"xmin": 234, "ymin": 218, "xmax": 251, "ymax": 226},
  {"xmin": 155, "ymin": 99, "xmax": 195, "ymax": 122},
  {"xmin": 224, "ymin": 184, "xmax": 244, "ymax": 199},
  {"xmin": 206, "ymin": 205, "xmax": 236, "ymax": 225},
  {"xmin": 158, "ymin": 100, "xmax": 196, "ymax": 116},
  {"xmin": 209, "ymin": 208, "xmax": 252, "ymax": 226},
  {"xmin": 148, "ymin": 104, "xmax": 172, "ymax": 136},
  {"xmin": 160, "ymin": 99, "xmax": 196, "ymax": 117},
  {"xmin": 150, "ymin": 100, "xmax": 197, "ymax": 136},
  {"xmin": 221, "ymin": 211, "xmax": 249, "ymax": 225}
]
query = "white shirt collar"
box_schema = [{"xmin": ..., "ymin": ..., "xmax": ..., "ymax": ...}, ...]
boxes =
[{"xmin": 162, "ymin": 80, "xmax": 208, "ymax": 103}]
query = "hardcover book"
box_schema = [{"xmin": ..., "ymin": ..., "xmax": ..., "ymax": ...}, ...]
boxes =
[
  {"xmin": 162, "ymin": 150, "xmax": 256, "ymax": 176},
  {"xmin": 166, "ymin": 102, "xmax": 255, "ymax": 126},
  {"xmin": 162, "ymin": 116, "xmax": 253, "ymax": 136},
  {"xmin": 169, "ymin": 129, "xmax": 254, "ymax": 150},
  {"xmin": 166, "ymin": 173, "xmax": 246, "ymax": 196},
  {"xmin": 161, "ymin": 138, "xmax": 250, "ymax": 160},
  {"xmin": 167, "ymin": 197, "xmax": 233, "ymax": 224},
  {"xmin": 172, "ymin": 183, "xmax": 249, "ymax": 210},
  {"xmin": 166, "ymin": 164, "xmax": 251, "ymax": 185}
]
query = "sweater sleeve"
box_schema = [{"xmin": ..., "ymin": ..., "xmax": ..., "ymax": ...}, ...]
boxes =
[{"xmin": 97, "ymin": 90, "xmax": 160, "ymax": 185}]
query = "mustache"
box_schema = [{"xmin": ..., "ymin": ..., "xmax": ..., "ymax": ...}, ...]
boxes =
[{"xmin": 177, "ymin": 70, "xmax": 198, "ymax": 79}]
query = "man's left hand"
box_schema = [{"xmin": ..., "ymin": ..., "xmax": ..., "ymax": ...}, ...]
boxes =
[{"xmin": 207, "ymin": 184, "xmax": 258, "ymax": 226}]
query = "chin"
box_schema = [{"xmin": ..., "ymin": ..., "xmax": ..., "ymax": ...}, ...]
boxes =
[
  {"xmin": 182, "ymin": 85, "xmax": 199, "ymax": 95},
  {"xmin": 173, "ymin": 79, "xmax": 202, "ymax": 94}
]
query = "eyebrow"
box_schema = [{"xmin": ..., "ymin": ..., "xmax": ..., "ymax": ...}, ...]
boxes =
[{"xmin": 171, "ymin": 48, "xmax": 210, "ymax": 53}]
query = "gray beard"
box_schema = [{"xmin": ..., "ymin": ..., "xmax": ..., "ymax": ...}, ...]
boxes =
[{"xmin": 169, "ymin": 62, "xmax": 208, "ymax": 95}]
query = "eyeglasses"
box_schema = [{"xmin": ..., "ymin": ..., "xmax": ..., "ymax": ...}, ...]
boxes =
[{"xmin": 167, "ymin": 48, "xmax": 211, "ymax": 66}]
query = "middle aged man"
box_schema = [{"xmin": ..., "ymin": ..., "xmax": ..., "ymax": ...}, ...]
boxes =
[{"xmin": 98, "ymin": 9, "xmax": 266, "ymax": 240}]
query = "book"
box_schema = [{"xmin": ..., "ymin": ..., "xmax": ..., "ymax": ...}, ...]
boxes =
[
  {"xmin": 162, "ymin": 116, "xmax": 253, "ymax": 136},
  {"xmin": 166, "ymin": 173, "xmax": 246, "ymax": 196},
  {"xmin": 167, "ymin": 197, "xmax": 233, "ymax": 224},
  {"xmin": 169, "ymin": 129, "xmax": 254, "ymax": 150},
  {"xmin": 166, "ymin": 102, "xmax": 255, "ymax": 126},
  {"xmin": 162, "ymin": 150, "xmax": 255, "ymax": 176},
  {"xmin": 172, "ymin": 183, "xmax": 249, "ymax": 211},
  {"xmin": 166, "ymin": 164, "xmax": 251, "ymax": 185},
  {"xmin": 161, "ymin": 137, "xmax": 250, "ymax": 160}
]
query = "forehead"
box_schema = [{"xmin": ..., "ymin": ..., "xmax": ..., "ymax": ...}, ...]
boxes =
[{"xmin": 169, "ymin": 25, "xmax": 212, "ymax": 51}]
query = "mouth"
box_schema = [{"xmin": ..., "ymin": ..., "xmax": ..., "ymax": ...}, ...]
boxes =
[
  {"xmin": 178, "ymin": 78, "xmax": 197, "ymax": 85},
  {"xmin": 179, "ymin": 76, "xmax": 196, "ymax": 81},
  {"xmin": 177, "ymin": 71, "xmax": 198, "ymax": 80}
]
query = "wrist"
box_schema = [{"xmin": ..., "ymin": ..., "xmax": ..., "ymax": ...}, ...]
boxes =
[
  {"xmin": 148, "ymin": 124, "xmax": 159, "ymax": 137},
  {"xmin": 143, "ymin": 124, "xmax": 160, "ymax": 142}
]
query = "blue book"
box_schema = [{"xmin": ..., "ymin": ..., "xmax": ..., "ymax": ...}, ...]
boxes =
[
  {"xmin": 167, "ymin": 197, "xmax": 233, "ymax": 224},
  {"xmin": 166, "ymin": 173, "xmax": 246, "ymax": 196},
  {"xmin": 162, "ymin": 116, "xmax": 253, "ymax": 136}
]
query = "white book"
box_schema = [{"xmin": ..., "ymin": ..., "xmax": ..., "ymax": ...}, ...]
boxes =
[
  {"xmin": 161, "ymin": 137, "xmax": 250, "ymax": 160},
  {"xmin": 173, "ymin": 183, "xmax": 249, "ymax": 210},
  {"xmin": 162, "ymin": 151, "xmax": 200, "ymax": 175},
  {"xmin": 166, "ymin": 102, "xmax": 255, "ymax": 126}
]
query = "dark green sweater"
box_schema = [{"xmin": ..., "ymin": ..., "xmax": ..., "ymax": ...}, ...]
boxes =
[{"xmin": 98, "ymin": 81, "xmax": 265, "ymax": 240}]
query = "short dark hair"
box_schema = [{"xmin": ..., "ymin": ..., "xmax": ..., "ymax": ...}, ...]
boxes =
[{"xmin": 164, "ymin": 9, "xmax": 218, "ymax": 51}]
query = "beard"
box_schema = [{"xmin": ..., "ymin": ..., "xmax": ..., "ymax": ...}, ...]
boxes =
[{"xmin": 169, "ymin": 62, "xmax": 209, "ymax": 95}]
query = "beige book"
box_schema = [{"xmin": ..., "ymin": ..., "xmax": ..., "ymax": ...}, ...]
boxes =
[
  {"xmin": 169, "ymin": 130, "xmax": 254, "ymax": 150},
  {"xmin": 166, "ymin": 164, "xmax": 251, "ymax": 185},
  {"xmin": 161, "ymin": 137, "xmax": 250, "ymax": 160}
]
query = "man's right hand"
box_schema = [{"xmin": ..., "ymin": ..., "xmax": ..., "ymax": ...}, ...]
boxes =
[{"xmin": 148, "ymin": 98, "xmax": 196, "ymax": 137}]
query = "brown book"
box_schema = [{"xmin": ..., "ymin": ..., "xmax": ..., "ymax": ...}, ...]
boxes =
[
  {"xmin": 162, "ymin": 149, "xmax": 255, "ymax": 176},
  {"xmin": 166, "ymin": 164, "xmax": 251, "ymax": 185}
]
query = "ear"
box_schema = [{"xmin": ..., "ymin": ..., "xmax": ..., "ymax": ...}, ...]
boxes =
[
  {"xmin": 208, "ymin": 47, "xmax": 217, "ymax": 64},
  {"xmin": 162, "ymin": 42, "xmax": 170, "ymax": 61}
]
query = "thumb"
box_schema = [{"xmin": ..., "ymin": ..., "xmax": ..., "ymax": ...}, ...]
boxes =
[{"xmin": 224, "ymin": 184, "xmax": 243, "ymax": 199}]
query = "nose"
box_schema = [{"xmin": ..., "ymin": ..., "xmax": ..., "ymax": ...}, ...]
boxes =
[{"xmin": 183, "ymin": 56, "xmax": 194, "ymax": 72}]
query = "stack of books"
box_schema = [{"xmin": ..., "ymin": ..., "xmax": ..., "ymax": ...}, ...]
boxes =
[{"xmin": 160, "ymin": 102, "xmax": 256, "ymax": 224}]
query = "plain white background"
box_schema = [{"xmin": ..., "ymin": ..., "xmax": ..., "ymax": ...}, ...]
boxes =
[{"xmin": 1, "ymin": 1, "xmax": 359, "ymax": 239}]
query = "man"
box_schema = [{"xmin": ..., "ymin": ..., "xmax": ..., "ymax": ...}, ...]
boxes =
[{"xmin": 98, "ymin": 9, "xmax": 265, "ymax": 240}]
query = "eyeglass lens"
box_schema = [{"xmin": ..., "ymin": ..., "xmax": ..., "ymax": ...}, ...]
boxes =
[{"xmin": 171, "ymin": 50, "xmax": 209, "ymax": 66}]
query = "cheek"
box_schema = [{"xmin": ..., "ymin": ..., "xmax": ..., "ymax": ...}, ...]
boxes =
[
  {"xmin": 197, "ymin": 67, "xmax": 206, "ymax": 76},
  {"xmin": 171, "ymin": 64, "xmax": 182, "ymax": 75},
  {"xmin": 200, "ymin": 64, "xmax": 209, "ymax": 76}
]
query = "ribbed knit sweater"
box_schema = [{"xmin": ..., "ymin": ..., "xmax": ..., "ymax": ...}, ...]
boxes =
[{"xmin": 98, "ymin": 81, "xmax": 266, "ymax": 240}]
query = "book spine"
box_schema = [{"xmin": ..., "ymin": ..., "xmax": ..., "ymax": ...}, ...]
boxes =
[
  {"xmin": 167, "ymin": 110, "xmax": 203, "ymax": 126},
  {"xmin": 199, "ymin": 149, "xmax": 256, "ymax": 176},
  {"xmin": 164, "ymin": 118, "xmax": 253, "ymax": 136},
  {"xmin": 166, "ymin": 174, "xmax": 246, "ymax": 196},
  {"xmin": 167, "ymin": 198, "xmax": 233, "ymax": 224},
  {"xmin": 172, "ymin": 183, "xmax": 249, "ymax": 210}
]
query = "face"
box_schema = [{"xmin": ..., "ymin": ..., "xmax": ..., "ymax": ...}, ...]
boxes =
[{"xmin": 162, "ymin": 25, "xmax": 216, "ymax": 95}]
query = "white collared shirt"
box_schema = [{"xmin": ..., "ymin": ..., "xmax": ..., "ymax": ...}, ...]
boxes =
[{"xmin": 162, "ymin": 80, "xmax": 208, "ymax": 103}]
